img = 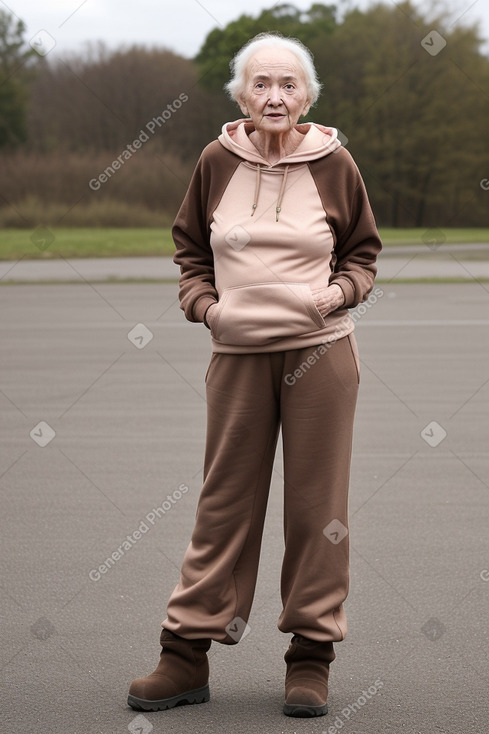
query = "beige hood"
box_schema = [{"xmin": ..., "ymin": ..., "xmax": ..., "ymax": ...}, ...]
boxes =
[
  {"xmin": 218, "ymin": 118, "xmax": 342, "ymax": 166},
  {"xmin": 218, "ymin": 119, "xmax": 342, "ymax": 223}
]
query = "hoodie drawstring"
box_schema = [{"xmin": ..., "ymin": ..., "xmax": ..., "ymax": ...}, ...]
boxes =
[
  {"xmin": 250, "ymin": 164, "xmax": 290, "ymax": 222},
  {"xmin": 275, "ymin": 165, "xmax": 289, "ymax": 222},
  {"xmin": 251, "ymin": 164, "xmax": 261, "ymax": 216}
]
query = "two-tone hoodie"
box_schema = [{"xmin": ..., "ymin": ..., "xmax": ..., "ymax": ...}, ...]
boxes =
[{"xmin": 172, "ymin": 118, "xmax": 382, "ymax": 353}]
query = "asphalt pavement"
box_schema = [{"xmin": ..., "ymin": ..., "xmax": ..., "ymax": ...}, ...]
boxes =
[
  {"xmin": 1, "ymin": 281, "xmax": 488, "ymax": 734},
  {"xmin": 1, "ymin": 242, "xmax": 489, "ymax": 283}
]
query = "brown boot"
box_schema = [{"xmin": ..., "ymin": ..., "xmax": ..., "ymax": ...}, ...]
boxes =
[
  {"xmin": 127, "ymin": 629, "xmax": 211, "ymax": 711},
  {"xmin": 283, "ymin": 634, "xmax": 335, "ymax": 717}
]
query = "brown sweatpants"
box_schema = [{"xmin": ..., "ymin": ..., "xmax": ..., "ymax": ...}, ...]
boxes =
[{"xmin": 163, "ymin": 334, "xmax": 360, "ymax": 644}]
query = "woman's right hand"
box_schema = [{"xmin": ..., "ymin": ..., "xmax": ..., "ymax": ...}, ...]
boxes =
[{"xmin": 204, "ymin": 303, "xmax": 218, "ymax": 331}]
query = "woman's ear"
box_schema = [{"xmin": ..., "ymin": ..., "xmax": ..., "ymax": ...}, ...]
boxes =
[
  {"xmin": 237, "ymin": 95, "xmax": 249, "ymax": 117},
  {"xmin": 301, "ymin": 100, "xmax": 312, "ymax": 117}
]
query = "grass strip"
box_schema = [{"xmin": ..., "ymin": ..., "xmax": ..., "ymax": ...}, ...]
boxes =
[{"xmin": 0, "ymin": 227, "xmax": 488, "ymax": 261}]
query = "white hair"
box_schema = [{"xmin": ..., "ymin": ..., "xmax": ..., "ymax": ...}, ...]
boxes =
[{"xmin": 225, "ymin": 32, "xmax": 322, "ymax": 107}]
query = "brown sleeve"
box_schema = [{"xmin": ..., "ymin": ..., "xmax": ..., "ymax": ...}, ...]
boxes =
[
  {"xmin": 172, "ymin": 142, "xmax": 241, "ymax": 322},
  {"xmin": 309, "ymin": 150, "xmax": 382, "ymax": 308}
]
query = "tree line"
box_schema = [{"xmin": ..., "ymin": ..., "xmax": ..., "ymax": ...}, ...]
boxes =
[{"xmin": 0, "ymin": 2, "xmax": 488, "ymax": 228}]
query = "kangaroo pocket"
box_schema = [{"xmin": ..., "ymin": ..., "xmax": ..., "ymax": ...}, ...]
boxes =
[{"xmin": 210, "ymin": 282, "xmax": 326, "ymax": 346}]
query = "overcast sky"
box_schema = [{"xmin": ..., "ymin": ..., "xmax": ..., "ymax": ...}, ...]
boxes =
[{"xmin": 5, "ymin": 0, "xmax": 489, "ymax": 59}]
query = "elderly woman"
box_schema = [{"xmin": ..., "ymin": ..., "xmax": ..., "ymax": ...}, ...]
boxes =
[{"xmin": 128, "ymin": 32, "xmax": 381, "ymax": 718}]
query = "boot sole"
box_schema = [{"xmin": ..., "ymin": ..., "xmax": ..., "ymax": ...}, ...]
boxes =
[
  {"xmin": 283, "ymin": 702, "xmax": 328, "ymax": 717},
  {"xmin": 127, "ymin": 684, "xmax": 210, "ymax": 712}
]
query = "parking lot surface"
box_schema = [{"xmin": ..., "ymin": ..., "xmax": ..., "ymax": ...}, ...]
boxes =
[{"xmin": 1, "ymin": 282, "xmax": 488, "ymax": 734}]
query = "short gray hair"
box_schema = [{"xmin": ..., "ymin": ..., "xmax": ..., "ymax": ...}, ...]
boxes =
[{"xmin": 225, "ymin": 32, "xmax": 322, "ymax": 107}]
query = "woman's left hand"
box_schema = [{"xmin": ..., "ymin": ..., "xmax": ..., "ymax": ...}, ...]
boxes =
[{"xmin": 311, "ymin": 284, "xmax": 345, "ymax": 317}]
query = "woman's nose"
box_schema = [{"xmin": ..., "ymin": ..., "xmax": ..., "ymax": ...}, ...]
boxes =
[{"xmin": 268, "ymin": 86, "xmax": 283, "ymax": 106}]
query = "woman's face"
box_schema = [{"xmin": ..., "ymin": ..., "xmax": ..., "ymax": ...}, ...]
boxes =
[{"xmin": 239, "ymin": 47, "xmax": 311, "ymax": 135}]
